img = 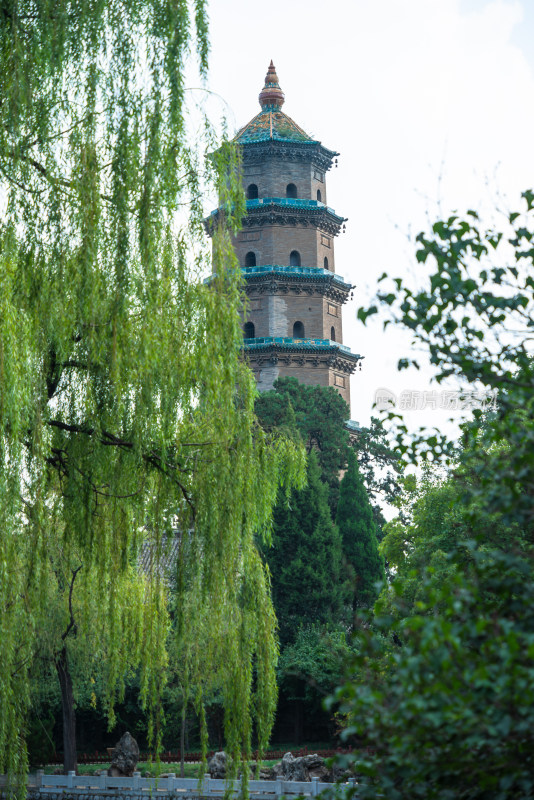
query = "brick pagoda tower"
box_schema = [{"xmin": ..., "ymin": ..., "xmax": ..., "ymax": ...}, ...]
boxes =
[{"xmin": 208, "ymin": 62, "xmax": 362, "ymax": 407}]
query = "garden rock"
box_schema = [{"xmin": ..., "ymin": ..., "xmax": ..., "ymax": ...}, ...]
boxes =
[
  {"xmin": 331, "ymin": 762, "xmax": 352, "ymax": 782},
  {"xmin": 259, "ymin": 766, "xmax": 276, "ymax": 780},
  {"xmin": 208, "ymin": 751, "xmax": 344, "ymax": 784},
  {"xmin": 277, "ymin": 752, "xmax": 314, "ymax": 781},
  {"xmin": 263, "ymin": 753, "xmax": 333, "ymax": 782},
  {"xmin": 107, "ymin": 731, "xmax": 140, "ymax": 777},
  {"xmin": 303, "ymin": 754, "xmax": 330, "ymax": 781},
  {"xmin": 208, "ymin": 751, "xmax": 228, "ymax": 779}
]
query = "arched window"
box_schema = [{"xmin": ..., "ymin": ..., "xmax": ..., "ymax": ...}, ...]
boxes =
[
  {"xmin": 293, "ymin": 321, "xmax": 305, "ymax": 338},
  {"xmin": 289, "ymin": 250, "xmax": 301, "ymax": 267},
  {"xmin": 286, "ymin": 183, "xmax": 298, "ymax": 198},
  {"xmin": 317, "ymin": 189, "xmax": 322, "ymax": 202},
  {"xmin": 245, "ymin": 251, "xmax": 257, "ymax": 267},
  {"xmin": 247, "ymin": 183, "xmax": 258, "ymax": 199},
  {"xmin": 324, "ymin": 256, "xmax": 329, "ymax": 269},
  {"xmin": 331, "ymin": 326, "xmax": 336, "ymax": 341},
  {"xmin": 244, "ymin": 321, "xmax": 255, "ymax": 339}
]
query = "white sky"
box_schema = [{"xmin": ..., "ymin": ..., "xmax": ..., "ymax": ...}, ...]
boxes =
[{"xmin": 201, "ymin": 0, "xmax": 534, "ymax": 434}]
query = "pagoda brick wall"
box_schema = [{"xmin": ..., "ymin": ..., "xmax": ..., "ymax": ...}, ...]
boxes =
[
  {"xmin": 234, "ymin": 226, "xmax": 336, "ymax": 271},
  {"xmin": 322, "ymin": 295, "xmax": 343, "ymax": 341},
  {"xmin": 242, "ymin": 159, "xmax": 328, "ymax": 205},
  {"xmin": 244, "ymin": 292, "xmax": 327, "ymax": 339},
  {"xmin": 242, "ymin": 294, "xmax": 270, "ymax": 337}
]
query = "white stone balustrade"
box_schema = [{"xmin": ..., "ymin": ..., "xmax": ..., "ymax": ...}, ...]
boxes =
[{"xmin": 0, "ymin": 771, "xmax": 333, "ymax": 798}]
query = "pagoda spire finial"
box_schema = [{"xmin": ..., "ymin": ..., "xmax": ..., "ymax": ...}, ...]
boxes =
[{"xmin": 258, "ymin": 60, "xmax": 285, "ymax": 111}]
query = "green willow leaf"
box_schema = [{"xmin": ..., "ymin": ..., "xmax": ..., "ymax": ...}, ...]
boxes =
[{"xmin": 0, "ymin": 3, "xmax": 305, "ymax": 790}]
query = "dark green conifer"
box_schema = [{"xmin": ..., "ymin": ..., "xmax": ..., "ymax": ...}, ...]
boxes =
[
  {"xmin": 256, "ymin": 377, "xmax": 350, "ymax": 511},
  {"xmin": 265, "ymin": 450, "xmax": 347, "ymax": 644},
  {"xmin": 336, "ymin": 449, "xmax": 384, "ymax": 610}
]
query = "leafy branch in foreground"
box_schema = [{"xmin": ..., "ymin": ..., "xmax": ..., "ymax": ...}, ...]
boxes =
[
  {"xmin": 329, "ymin": 193, "xmax": 534, "ymax": 799},
  {"xmin": 358, "ymin": 191, "xmax": 534, "ymax": 529},
  {"xmin": 330, "ymin": 546, "xmax": 534, "ymax": 800}
]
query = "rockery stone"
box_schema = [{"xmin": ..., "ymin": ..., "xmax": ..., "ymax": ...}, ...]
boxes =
[{"xmin": 107, "ymin": 732, "xmax": 140, "ymax": 777}]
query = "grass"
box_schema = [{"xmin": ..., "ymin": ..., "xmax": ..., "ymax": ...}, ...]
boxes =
[{"xmin": 45, "ymin": 762, "xmax": 200, "ymax": 778}]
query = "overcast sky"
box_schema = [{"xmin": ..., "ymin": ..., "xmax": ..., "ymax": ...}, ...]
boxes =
[{"xmin": 202, "ymin": 0, "xmax": 534, "ymax": 434}]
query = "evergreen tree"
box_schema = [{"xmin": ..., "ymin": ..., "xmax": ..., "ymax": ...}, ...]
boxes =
[
  {"xmin": 256, "ymin": 377, "xmax": 350, "ymax": 510},
  {"xmin": 265, "ymin": 451, "xmax": 348, "ymax": 645},
  {"xmin": 276, "ymin": 624, "xmax": 350, "ymax": 745},
  {"xmin": 336, "ymin": 450, "xmax": 384, "ymax": 610},
  {"xmin": 256, "ymin": 377, "xmax": 401, "ymax": 524}
]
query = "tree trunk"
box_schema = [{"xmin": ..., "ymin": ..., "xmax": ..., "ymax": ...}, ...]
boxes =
[
  {"xmin": 55, "ymin": 645, "xmax": 77, "ymax": 774},
  {"xmin": 294, "ymin": 699, "xmax": 303, "ymax": 745},
  {"xmin": 180, "ymin": 707, "xmax": 186, "ymax": 778}
]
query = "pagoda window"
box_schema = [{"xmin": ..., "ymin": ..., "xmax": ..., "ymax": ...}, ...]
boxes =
[
  {"xmin": 324, "ymin": 256, "xmax": 329, "ymax": 269},
  {"xmin": 331, "ymin": 326, "xmax": 336, "ymax": 341},
  {"xmin": 245, "ymin": 251, "xmax": 257, "ymax": 267},
  {"xmin": 289, "ymin": 250, "xmax": 301, "ymax": 267},
  {"xmin": 317, "ymin": 189, "xmax": 322, "ymax": 202},
  {"xmin": 244, "ymin": 321, "xmax": 255, "ymax": 339},
  {"xmin": 247, "ymin": 183, "xmax": 258, "ymax": 199},
  {"xmin": 286, "ymin": 183, "xmax": 298, "ymax": 198},
  {"xmin": 293, "ymin": 321, "xmax": 305, "ymax": 338}
]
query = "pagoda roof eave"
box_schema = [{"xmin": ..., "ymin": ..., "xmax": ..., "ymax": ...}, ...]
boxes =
[
  {"xmin": 238, "ymin": 138, "xmax": 338, "ymax": 171},
  {"xmin": 204, "ymin": 198, "xmax": 346, "ymax": 237},
  {"xmin": 243, "ymin": 341, "xmax": 363, "ymax": 375},
  {"xmin": 241, "ymin": 266, "xmax": 353, "ymax": 292},
  {"xmin": 238, "ymin": 136, "xmax": 338, "ymax": 157},
  {"xmin": 245, "ymin": 198, "xmax": 345, "ymax": 221},
  {"xmin": 243, "ymin": 337, "xmax": 363, "ymax": 362}
]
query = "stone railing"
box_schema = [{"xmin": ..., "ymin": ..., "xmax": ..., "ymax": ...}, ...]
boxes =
[{"xmin": 0, "ymin": 771, "xmax": 338, "ymax": 799}]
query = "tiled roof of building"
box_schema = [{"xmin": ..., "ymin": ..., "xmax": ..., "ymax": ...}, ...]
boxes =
[
  {"xmin": 234, "ymin": 60, "xmax": 314, "ymax": 145},
  {"xmin": 234, "ymin": 109, "xmax": 313, "ymax": 144}
]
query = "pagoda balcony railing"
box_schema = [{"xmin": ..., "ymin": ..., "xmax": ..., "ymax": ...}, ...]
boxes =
[
  {"xmin": 345, "ymin": 420, "xmax": 361, "ymax": 431},
  {"xmin": 241, "ymin": 265, "xmax": 348, "ymax": 284},
  {"xmin": 205, "ymin": 266, "xmax": 352, "ymax": 288},
  {"xmin": 245, "ymin": 197, "xmax": 333, "ymax": 211},
  {"xmin": 209, "ymin": 198, "xmax": 338, "ymax": 216},
  {"xmin": 243, "ymin": 336, "xmax": 352, "ymax": 354}
]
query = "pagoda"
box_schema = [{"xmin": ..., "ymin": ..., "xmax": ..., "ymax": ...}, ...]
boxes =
[{"xmin": 207, "ymin": 62, "xmax": 362, "ymax": 407}]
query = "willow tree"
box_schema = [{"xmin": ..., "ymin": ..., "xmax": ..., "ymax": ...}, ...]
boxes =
[
  {"xmin": 0, "ymin": 1, "xmax": 305, "ymax": 787},
  {"xmin": 29, "ymin": 528, "xmax": 169, "ymax": 775}
]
